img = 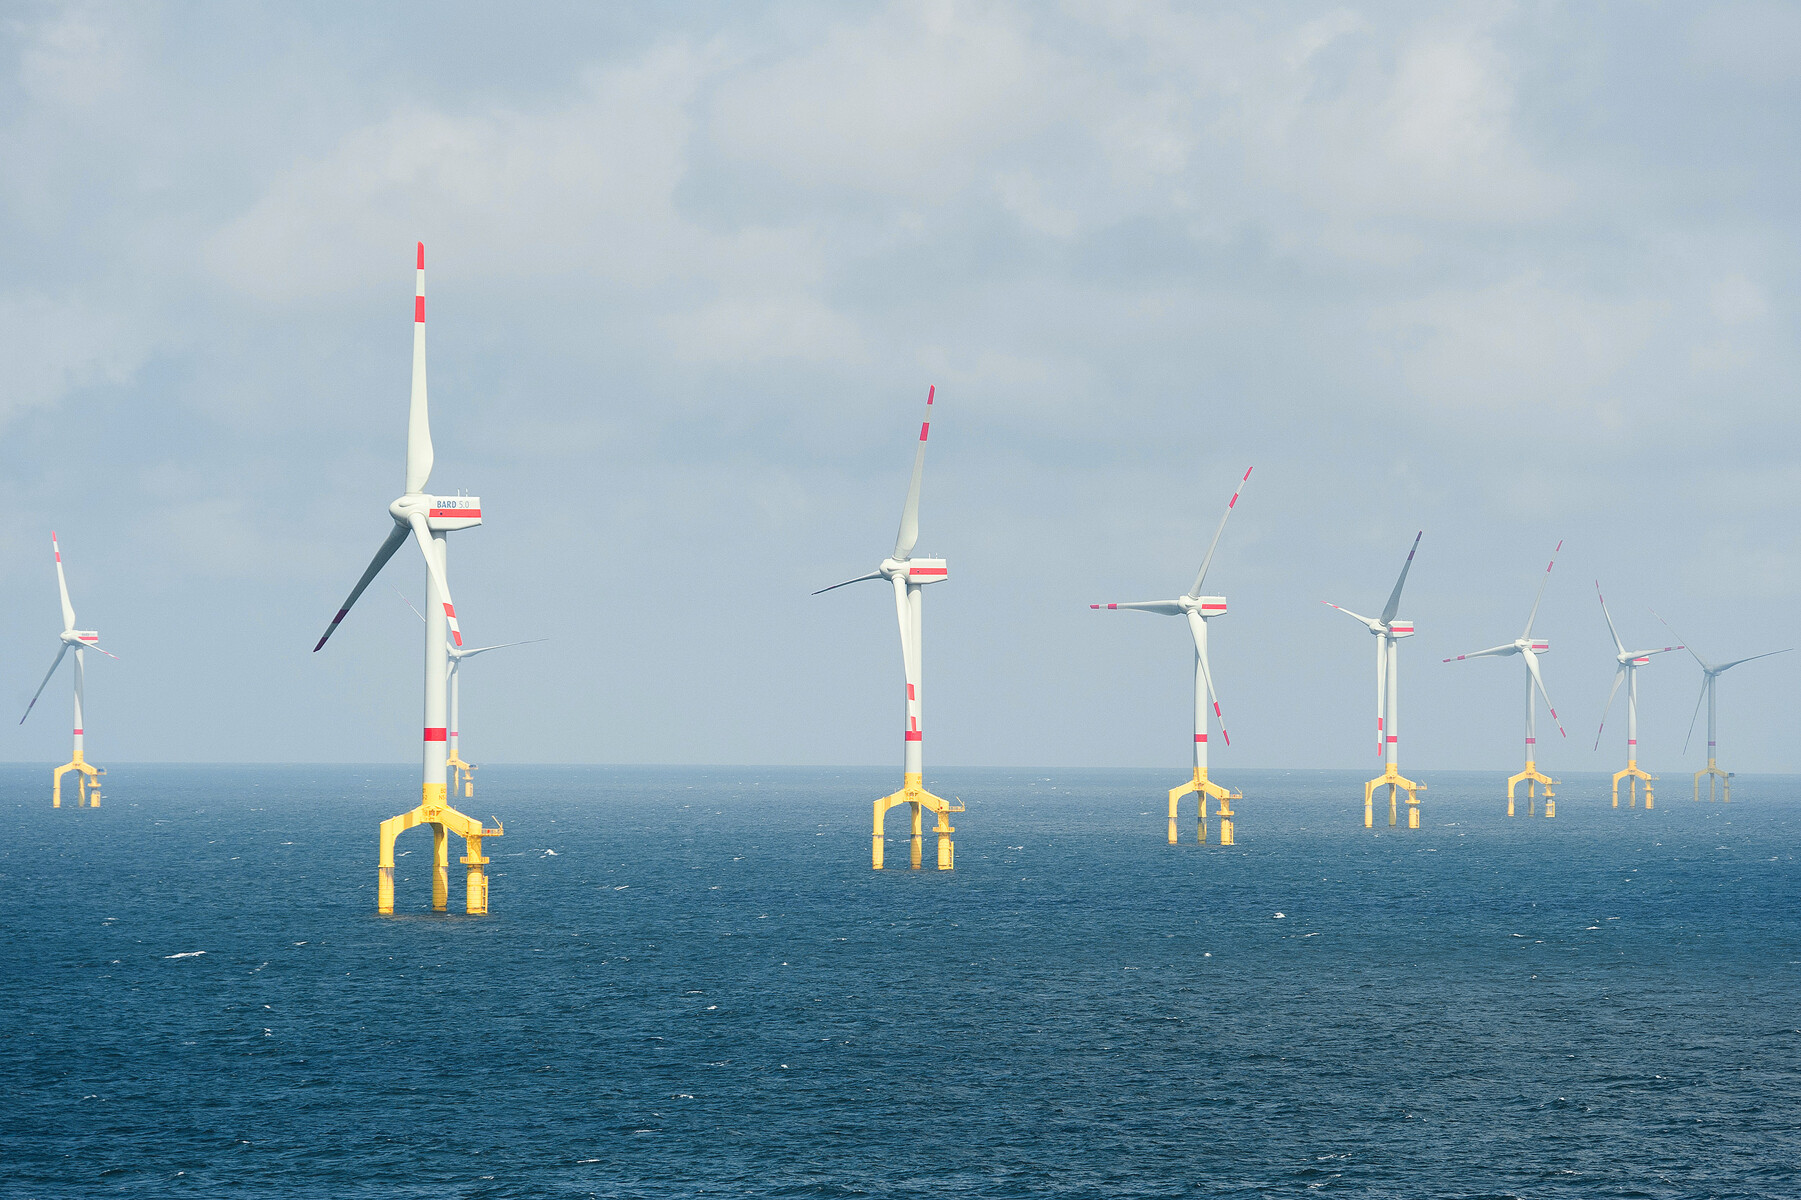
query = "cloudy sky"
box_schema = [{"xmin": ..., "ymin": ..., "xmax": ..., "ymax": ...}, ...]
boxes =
[{"xmin": 2, "ymin": 1, "xmax": 1797, "ymax": 773}]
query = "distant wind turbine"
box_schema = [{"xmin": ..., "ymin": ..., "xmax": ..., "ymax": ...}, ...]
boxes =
[
  {"xmin": 815, "ymin": 386, "xmax": 960, "ymax": 871},
  {"xmin": 1444, "ymin": 541, "xmax": 1566, "ymax": 817},
  {"xmin": 1592, "ymin": 582, "xmax": 1682, "ymax": 810},
  {"xmin": 1092, "ymin": 467, "xmax": 1251, "ymax": 846},
  {"xmin": 1325, "ymin": 531, "xmax": 1426, "ymax": 830},
  {"xmin": 21, "ymin": 532, "xmax": 116, "ymax": 808},
  {"xmin": 1655, "ymin": 611, "xmax": 1791, "ymax": 803}
]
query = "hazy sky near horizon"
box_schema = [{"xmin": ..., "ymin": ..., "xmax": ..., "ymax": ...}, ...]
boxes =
[{"xmin": 2, "ymin": 1, "xmax": 1798, "ymax": 772}]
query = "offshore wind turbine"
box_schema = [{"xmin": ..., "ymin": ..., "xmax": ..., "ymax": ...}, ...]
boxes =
[
  {"xmin": 1444, "ymin": 541, "xmax": 1567, "ymax": 817},
  {"xmin": 1325, "ymin": 531, "xmax": 1426, "ymax": 830},
  {"xmin": 313, "ymin": 242, "xmax": 503, "ymax": 914},
  {"xmin": 1092, "ymin": 467, "xmax": 1251, "ymax": 846},
  {"xmin": 1655, "ymin": 612, "xmax": 1790, "ymax": 803},
  {"xmin": 1592, "ymin": 582, "xmax": 1682, "ymax": 810},
  {"xmin": 815, "ymin": 385, "xmax": 960, "ymax": 871},
  {"xmin": 21, "ymin": 533, "xmax": 116, "ymax": 807}
]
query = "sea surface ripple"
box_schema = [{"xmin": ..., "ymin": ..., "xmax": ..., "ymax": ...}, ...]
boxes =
[{"xmin": 3, "ymin": 764, "xmax": 1799, "ymax": 1198}]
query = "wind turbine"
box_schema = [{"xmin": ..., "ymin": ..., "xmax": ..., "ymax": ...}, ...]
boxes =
[
  {"xmin": 1092, "ymin": 467, "xmax": 1251, "ymax": 846},
  {"xmin": 815, "ymin": 385, "xmax": 960, "ymax": 871},
  {"xmin": 1654, "ymin": 612, "xmax": 1790, "ymax": 803},
  {"xmin": 1592, "ymin": 582, "xmax": 1682, "ymax": 810},
  {"xmin": 1325, "ymin": 531, "xmax": 1426, "ymax": 830},
  {"xmin": 1444, "ymin": 540, "xmax": 1567, "ymax": 817},
  {"xmin": 313, "ymin": 242, "xmax": 503, "ymax": 915},
  {"xmin": 21, "ymin": 533, "xmax": 116, "ymax": 807},
  {"xmin": 394, "ymin": 587, "xmax": 542, "ymax": 800}
]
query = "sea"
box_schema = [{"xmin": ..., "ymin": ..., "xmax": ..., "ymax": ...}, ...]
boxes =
[{"xmin": 3, "ymin": 763, "xmax": 1798, "ymax": 1198}]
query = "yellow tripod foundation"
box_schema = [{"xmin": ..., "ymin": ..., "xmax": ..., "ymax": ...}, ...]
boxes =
[
  {"xmin": 1169, "ymin": 768, "xmax": 1239, "ymax": 845},
  {"xmin": 1612, "ymin": 760, "xmax": 1653, "ymax": 809},
  {"xmin": 378, "ymin": 783, "xmax": 504, "ymax": 914},
  {"xmin": 446, "ymin": 751, "xmax": 476, "ymax": 799},
  {"xmin": 872, "ymin": 774, "xmax": 959, "ymax": 870},
  {"xmin": 1506, "ymin": 761, "xmax": 1556, "ymax": 818},
  {"xmin": 52, "ymin": 752, "xmax": 103, "ymax": 808},
  {"xmin": 1364, "ymin": 764, "xmax": 1423, "ymax": 829},
  {"xmin": 1695, "ymin": 758, "xmax": 1729, "ymax": 803}
]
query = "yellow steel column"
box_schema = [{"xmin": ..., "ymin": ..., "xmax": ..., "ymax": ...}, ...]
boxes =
[
  {"xmin": 1217, "ymin": 791, "xmax": 1235, "ymax": 846},
  {"xmin": 462, "ymin": 835, "xmax": 488, "ymax": 914},
  {"xmin": 431, "ymin": 824, "xmax": 449, "ymax": 912},
  {"xmin": 872, "ymin": 798, "xmax": 888, "ymax": 870},
  {"xmin": 1364, "ymin": 778, "xmax": 1375, "ymax": 828},
  {"xmin": 934, "ymin": 807, "xmax": 954, "ymax": 870},
  {"xmin": 909, "ymin": 801, "xmax": 923, "ymax": 870},
  {"xmin": 378, "ymin": 814, "xmax": 404, "ymax": 914}
]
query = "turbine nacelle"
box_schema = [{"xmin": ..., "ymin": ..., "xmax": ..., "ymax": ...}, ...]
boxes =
[
  {"xmin": 1524, "ymin": 638, "xmax": 1550, "ymax": 655},
  {"xmin": 61, "ymin": 630, "xmax": 100, "ymax": 647},
  {"xmin": 1389, "ymin": 621, "xmax": 1415, "ymax": 639},
  {"xmin": 389, "ymin": 494, "xmax": 483, "ymax": 532},
  {"xmin": 880, "ymin": 557, "xmax": 948, "ymax": 585},
  {"xmin": 1184, "ymin": 595, "xmax": 1227, "ymax": 617}
]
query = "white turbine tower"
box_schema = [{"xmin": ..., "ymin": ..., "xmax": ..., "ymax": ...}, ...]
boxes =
[
  {"xmin": 1592, "ymin": 582, "xmax": 1682, "ymax": 810},
  {"xmin": 21, "ymin": 533, "xmax": 116, "ymax": 808},
  {"xmin": 1092, "ymin": 467, "xmax": 1251, "ymax": 846},
  {"xmin": 1654, "ymin": 612, "xmax": 1790, "ymax": 803},
  {"xmin": 313, "ymin": 242, "xmax": 502, "ymax": 915},
  {"xmin": 815, "ymin": 385, "xmax": 960, "ymax": 871},
  {"xmin": 1325, "ymin": 530, "xmax": 1426, "ymax": 830},
  {"xmin": 1444, "ymin": 540, "xmax": 1567, "ymax": 817}
]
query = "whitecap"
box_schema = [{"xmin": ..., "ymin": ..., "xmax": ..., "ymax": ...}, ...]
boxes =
[{"xmin": 164, "ymin": 951, "xmax": 205, "ymax": 959}]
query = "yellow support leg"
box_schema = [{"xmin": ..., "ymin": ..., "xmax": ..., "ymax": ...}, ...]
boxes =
[
  {"xmin": 1612, "ymin": 760, "xmax": 1654, "ymax": 810},
  {"xmin": 1507, "ymin": 761, "xmax": 1555, "ymax": 818},
  {"xmin": 446, "ymin": 752, "xmax": 476, "ymax": 799},
  {"xmin": 377, "ymin": 783, "xmax": 503, "ymax": 914},
  {"xmin": 873, "ymin": 774, "xmax": 959, "ymax": 871},
  {"xmin": 1169, "ymin": 769, "xmax": 1239, "ymax": 845},
  {"xmin": 52, "ymin": 754, "xmax": 103, "ymax": 809},
  {"xmin": 1364, "ymin": 764, "xmax": 1425, "ymax": 832},
  {"xmin": 1695, "ymin": 758, "xmax": 1729, "ymax": 803}
]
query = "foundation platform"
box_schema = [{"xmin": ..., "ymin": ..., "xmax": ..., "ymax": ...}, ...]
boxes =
[
  {"xmin": 52, "ymin": 755, "xmax": 103, "ymax": 808},
  {"xmin": 872, "ymin": 773, "xmax": 961, "ymax": 870},
  {"xmin": 1612, "ymin": 761, "xmax": 1654, "ymax": 809},
  {"xmin": 1169, "ymin": 768, "xmax": 1240, "ymax": 845},
  {"xmin": 1507, "ymin": 760, "xmax": 1556, "ymax": 818},
  {"xmin": 1364, "ymin": 765, "xmax": 1424, "ymax": 829},
  {"xmin": 378, "ymin": 784, "xmax": 504, "ymax": 913}
]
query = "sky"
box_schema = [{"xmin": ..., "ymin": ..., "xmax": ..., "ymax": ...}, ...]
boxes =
[{"xmin": 1, "ymin": 0, "xmax": 1797, "ymax": 773}]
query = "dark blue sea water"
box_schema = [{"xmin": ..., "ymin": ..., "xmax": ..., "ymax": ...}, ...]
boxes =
[{"xmin": 3, "ymin": 764, "xmax": 1799, "ymax": 1198}]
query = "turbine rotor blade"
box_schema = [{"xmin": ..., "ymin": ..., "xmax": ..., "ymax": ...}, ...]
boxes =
[
  {"xmin": 893, "ymin": 385, "xmax": 934, "ymax": 561},
  {"xmin": 1187, "ymin": 611, "xmax": 1229, "ymax": 746},
  {"xmin": 1716, "ymin": 648, "xmax": 1794, "ymax": 673},
  {"xmin": 456, "ymin": 638, "xmax": 548, "ymax": 658},
  {"xmin": 1375, "ymin": 633, "xmax": 1388, "ymax": 758},
  {"xmin": 1682, "ymin": 676, "xmax": 1707, "ymax": 755},
  {"xmin": 314, "ymin": 524, "xmax": 410, "ymax": 652},
  {"xmin": 1323, "ymin": 601, "xmax": 1378, "ymax": 630},
  {"xmin": 1595, "ymin": 581, "xmax": 1626, "ymax": 657},
  {"xmin": 1594, "ymin": 665, "xmax": 1626, "ymax": 751},
  {"xmin": 408, "ymin": 513, "xmax": 463, "ymax": 648},
  {"xmin": 1188, "ymin": 466, "xmax": 1252, "ymax": 599},
  {"xmin": 20, "ymin": 645, "xmax": 69, "ymax": 724},
  {"xmin": 1443, "ymin": 643, "xmax": 1519, "ymax": 663},
  {"xmin": 1522, "ymin": 648, "xmax": 1566, "ymax": 738},
  {"xmin": 1522, "ymin": 539, "xmax": 1562, "ymax": 639},
  {"xmin": 1652, "ymin": 609, "xmax": 1711, "ymax": 671},
  {"xmin": 405, "ymin": 242, "xmax": 433, "ymax": 495},
  {"xmin": 51, "ymin": 532, "xmax": 76, "ymax": 630},
  {"xmin": 893, "ymin": 576, "xmax": 919, "ymax": 690},
  {"xmin": 1091, "ymin": 601, "xmax": 1185, "ymax": 615},
  {"xmin": 813, "ymin": 571, "xmax": 883, "ymax": 596},
  {"xmin": 1380, "ymin": 531, "xmax": 1423, "ymax": 625}
]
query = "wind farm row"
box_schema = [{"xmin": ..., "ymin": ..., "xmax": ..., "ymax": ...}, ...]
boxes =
[{"xmin": 27, "ymin": 245, "xmax": 1788, "ymax": 917}]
